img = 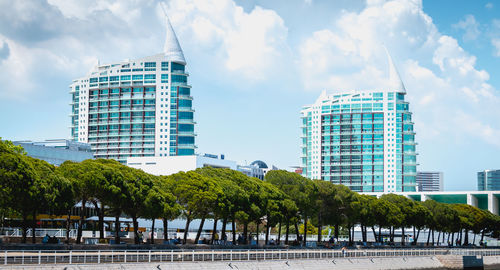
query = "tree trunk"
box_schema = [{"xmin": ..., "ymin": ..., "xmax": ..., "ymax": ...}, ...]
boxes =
[
  {"xmin": 317, "ymin": 213, "xmax": 322, "ymax": 243},
  {"xmin": 232, "ymin": 216, "xmax": 236, "ymax": 245},
  {"xmin": 459, "ymin": 229, "xmax": 463, "ymax": 245},
  {"xmin": 211, "ymin": 218, "xmax": 218, "ymax": 245},
  {"xmin": 163, "ymin": 218, "xmax": 168, "ymax": 242},
  {"xmin": 437, "ymin": 231, "xmax": 441, "ymax": 246},
  {"xmin": 294, "ymin": 222, "xmax": 300, "ymax": 242},
  {"xmin": 390, "ymin": 226, "xmax": 394, "ymax": 243},
  {"xmin": 401, "ymin": 227, "xmax": 405, "ymax": 245},
  {"xmin": 255, "ymin": 221, "xmax": 259, "ymax": 246},
  {"xmin": 31, "ymin": 209, "xmax": 37, "ymax": 244},
  {"xmin": 21, "ymin": 213, "xmax": 27, "ymax": 244},
  {"xmin": 481, "ymin": 230, "xmax": 485, "ymax": 243},
  {"xmin": 150, "ymin": 218, "xmax": 155, "ymax": 244},
  {"xmin": 335, "ymin": 223, "xmax": 340, "ymax": 241},
  {"xmin": 221, "ymin": 217, "xmax": 227, "ymax": 245},
  {"xmin": 431, "ymin": 230, "xmax": 435, "ymax": 246},
  {"xmin": 348, "ymin": 226, "xmax": 352, "ymax": 245},
  {"xmin": 303, "ymin": 216, "xmax": 308, "ymax": 246},
  {"xmin": 92, "ymin": 201, "xmax": 104, "ymax": 240},
  {"xmin": 352, "ymin": 225, "xmax": 355, "ymax": 243},
  {"xmin": 415, "ymin": 228, "xmax": 421, "ymax": 245},
  {"xmin": 452, "ymin": 232, "xmax": 455, "ymax": 246},
  {"xmin": 371, "ymin": 227, "xmax": 377, "ymax": 243},
  {"xmin": 378, "ymin": 226, "xmax": 382, "ymax": 243},
  {"xmin": 183, "ymin": 215, "xmax": 191, "ymax": 244},
  {"xmin": 265, "ymin": 222, "xmax": 270, "ymax": 245},
  {"xmin": 426, "ymin": 229, "xmax": 431, "ymax": 246},
  {"xmin": 132, "ymin": 215, "xmax": 139, "ymax": 244},
  {"xmin": 362, "ymin": 226, "xmax": 367, "ymax": 243},
  {"xmin": 472, "ymin": 232, "xmax": 476, "ymax": 245},
  {"xmin": 243, "ymin": 222, "xmax": 248, "ymax": 245},
  {"xmin": 194, "ymin": 216, "xmax": 205, "ymax": 244},
  {"xmin": 413, "ymin": 227, "xmax": 416, "ymax": 245},
  {"xmin": 114, "ymin": 214, "xmax": 120, "ymax": 244},
  {"xmin": 464, "ymin": 229, "xmax": 469, "ymax": 245},
  {"xmin": 277, "ymin": 220, "xmax": 282, "ymax": 245},
  {"xmin": 285, "ymin": 220, "xmax": 290, "ymax": 245},
  {"xmin": 66, "ymin": 210, "xmax": 71, "ymax": 244},
  {"xmin": 77, "ymin": 199, "xmax": 86, "ymax": 244}
]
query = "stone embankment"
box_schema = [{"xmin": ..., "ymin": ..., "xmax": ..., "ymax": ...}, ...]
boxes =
[{"xmin": 0, "ymin": 255, "xmax": 488, "ymax": 270}]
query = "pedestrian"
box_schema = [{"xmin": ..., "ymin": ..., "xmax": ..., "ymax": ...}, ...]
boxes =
[{"xmin": 214, "ymin": 232, "xmax": 219, "ymax": 244}]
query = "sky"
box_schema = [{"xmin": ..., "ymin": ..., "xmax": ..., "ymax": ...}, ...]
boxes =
[{"xmin": 0, "ymin": 0, "xmax": 499, "ymax": 191}]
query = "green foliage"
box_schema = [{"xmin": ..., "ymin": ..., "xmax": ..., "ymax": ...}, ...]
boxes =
[{"xmin": 1, "ymin": 145, "xmax": 500, "ymax": 245}]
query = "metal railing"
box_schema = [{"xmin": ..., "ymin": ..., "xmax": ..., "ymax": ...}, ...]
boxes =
[
  {"xmin": 1, "ymin": 229, "xmax": 77, "ymax": 238},
  {"xmin": 1, "ymin": 248, "xmax": 500, "ymax": 266}
]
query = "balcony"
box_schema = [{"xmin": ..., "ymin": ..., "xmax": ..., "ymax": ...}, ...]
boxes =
[
  {"xmin": 177, "ymin": 131, "xmax": 197, "ymax": 136},
  {"xmin": 171, "ymin": 70, "xmax": 189, "ymax": 76}
]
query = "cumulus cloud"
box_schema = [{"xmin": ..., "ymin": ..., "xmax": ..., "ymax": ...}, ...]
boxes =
[
  {"xmin": 0, "ymin": 41, "xmax": 9, "ymax": 62},
  {"xmin": 492, "ymin": 39, "xmax": 500, "ymax": 57},
  {"xmin": 0, "ymin": 0, "xmax": 173, "ymax": 99},
  {"xmin": 491, "ymin": 20, "xmax": 500, "ymax": 57},
  {"xmin": 485, "ymin": 2, "xmax": 493, "ymax": 9},
  {"xmin": 452, "ymin": 15, "xmax": 481, "ymax": 42},
  {"xmin": 165, "ymin": 0, "xmax": 289, "ymax": 80},
  {"xmin": 298, "ymin": 0, "xmax": 500, "ymax": 150}
]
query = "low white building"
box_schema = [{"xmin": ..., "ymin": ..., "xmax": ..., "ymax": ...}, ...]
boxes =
[{"xmin": 127, "ymin": 154, "xmax": 236, "ymax": 176}]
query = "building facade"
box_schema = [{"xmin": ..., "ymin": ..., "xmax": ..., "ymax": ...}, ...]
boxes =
[
  {"xmin": 69, "ymin": 17, "xmax": 195, "ymax": 163},
  {"xmin": 13, "ymin": 139, "xmax": 93, "ymax": 166},
  {"xmin": 300, "ymin": 52, "xmax": 417, "ymax": 192},
  {"xmin": 127, "ymin": 154, "xmax": 236, "ymax": 176},
  {"xmin": 416, "ymin": 171, "xmax": 443, "ymax": 192},
  {"xmin": 236, "ymin": 160, "xmax": 267, "ymax": 180},
  {"xmin": 478, "ymin": 170, "xmax": 500, "ymax": 191}
]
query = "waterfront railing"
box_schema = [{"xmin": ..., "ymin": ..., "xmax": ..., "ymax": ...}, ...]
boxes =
[{"xmin": 1, "ymin": 248, "xmax": 500, "ymax": 265}]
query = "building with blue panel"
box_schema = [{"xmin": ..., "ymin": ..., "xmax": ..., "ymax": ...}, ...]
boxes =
[
  {"xmin": 69, "ymin": 16, "xmax": 195, "ymax": 163},
  {"xmin": 478, "ymin": 170, "xmax": 500, "ymax": 191},
  {"xmin": 300, "ymin": 50, "xmax": 417, "ymax": 192},
  {"xmin": 13, "ymin": 139, "xmax": 93, "ymax": 166}
]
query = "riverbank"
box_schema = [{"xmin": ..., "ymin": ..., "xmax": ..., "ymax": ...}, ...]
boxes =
[{"xmin": 2, "ymin": 255, "xmax": 500, "ymax": 269}]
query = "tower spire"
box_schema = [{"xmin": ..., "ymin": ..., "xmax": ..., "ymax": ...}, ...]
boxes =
[
  {"xmin": 160, "ymin": 3, "xmax": 186, "ymax": 64},
  {"xmin": 383, "ymin": 46, "xmax": 406, "ymax": 93}
]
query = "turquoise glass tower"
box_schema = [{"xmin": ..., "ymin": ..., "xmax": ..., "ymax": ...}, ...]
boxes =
[
  {"xmin": 69, "ymin": 16, "xmax": 195, "ymax": 163},
  {"xmin": 300, "ymin": 51, "xmax": 417, "ymax": 192}
]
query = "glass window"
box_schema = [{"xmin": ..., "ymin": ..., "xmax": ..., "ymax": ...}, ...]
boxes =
[{"xmin": 171, "ymin": 62, "xmax": 185, "ymax": 72}]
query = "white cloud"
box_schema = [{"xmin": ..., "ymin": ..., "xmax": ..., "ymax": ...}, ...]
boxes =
[
  {"xmin": 165, "ymin": 0, "xmax": 289, "ymax": 80},
  {"xmin": 492, "ymin": 38, "xmax": 500, "ymax": 57},
  {"xmin": 485, "ymin": 2, "xmax": 494, "ymax": 9},
  {"xmin": 452, "ymin": 15, "xmax": 480, "ymax": 41},
  {"xmin": 298, "ymin": 0, "xmax": 500, "ymax": 150}
]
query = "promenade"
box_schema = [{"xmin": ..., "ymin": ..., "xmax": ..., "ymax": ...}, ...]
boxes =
[{"xmin": 1, "ymin": 248, "xmax": 500, "ymax": 269}]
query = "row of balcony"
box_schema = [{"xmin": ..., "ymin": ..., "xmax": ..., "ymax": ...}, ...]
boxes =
[
  {"xmin": 88, "ymin": 119, "xmax": 155, "ymax": 125},
  {"xmin": 89, "ymin": 106, "xmax": 155, "ymax": 113},
  {"xmin": 88, "ymin": 131, "xmax": 155, "ymax": 137}
]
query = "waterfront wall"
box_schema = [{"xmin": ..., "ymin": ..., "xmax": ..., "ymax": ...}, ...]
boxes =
[{"xmin": 0, "ymin": 256, "xmax": 445, "ymax": 269}]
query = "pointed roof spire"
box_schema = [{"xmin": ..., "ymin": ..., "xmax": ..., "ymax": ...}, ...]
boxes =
[
  {"xmin": 161, "ymin": 3, "xmax": 186, "ymax": 64},
  {"xmin": 383, "ymin": 46, "xmax": 406, "ymax": 93}
]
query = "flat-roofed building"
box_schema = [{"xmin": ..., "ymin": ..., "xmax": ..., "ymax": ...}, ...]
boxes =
[
  {"xmin": 13, "ymin": 139, "xmax": 93, "ymax": 166},
  {"xmin": 127, "ymin": 154, "xmax": 236, "ymax": 176},
  {"xmin": 416, "ymin": 171, "xmax": 443, "ymax": 191},
  {"xmin": 478, "ymin": 169, "xmax": 500, "ymax": 191}
]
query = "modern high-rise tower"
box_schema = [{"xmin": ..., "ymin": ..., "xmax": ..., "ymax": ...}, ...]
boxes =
[
  {"xmin": 300, "ymin": 51, "xmax": 417, "ymax": 192},
  {"xmin": 69, "ymin": 16, "xmax": 195, "ymax": 163}
]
